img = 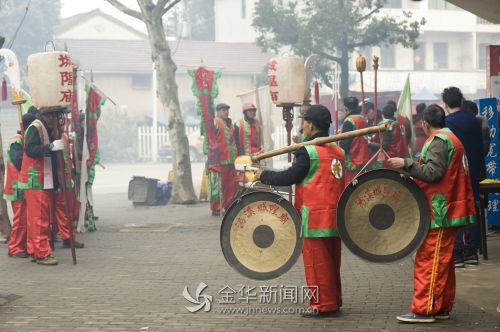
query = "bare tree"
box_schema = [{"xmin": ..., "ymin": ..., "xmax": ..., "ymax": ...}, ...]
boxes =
[{"xmin": 106, "ymin": 0, "xmax": 197, "ymax": 203}]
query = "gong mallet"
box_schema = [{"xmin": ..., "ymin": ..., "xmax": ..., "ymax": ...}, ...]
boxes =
[
  {"xmin": 253, "ymin": 123, "xmax": 387, "ymax": 162},
  {"xmin": 356, "ymin": 54, "xmax": 367, "ymax": 115},
  {"xmin": 373, "ymin": 55, "xmax": 379, "ymax": 125}
]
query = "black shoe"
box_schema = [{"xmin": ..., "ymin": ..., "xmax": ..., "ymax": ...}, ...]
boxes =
[
  {"xmin": 62, "ymin": 239, "xmax": 84, "ymax": 249},
  {"xmin": 211, "ymin": 211, "xmax": 220, "ymax": 217},
  {"xmin": 9, "ymin": 252, "xmax": 29, "ymax": 258},
  {"xmin": 396, "ymin": 312, "xmax": 435, "ymax": 323},
  {"xmin": 434, "ymin": 311, "xmax": 450, "ymax": 320},
  {"xmin": 454, "ymin": 250, "xmax": 465, "ymax": 268},
  {"xmin": 301, "ymin": 309, "xmax": 340, "ymax": 318},
  {"xmin": 464, "ymin": 249, "xmax": 478, "ymax": 265}
]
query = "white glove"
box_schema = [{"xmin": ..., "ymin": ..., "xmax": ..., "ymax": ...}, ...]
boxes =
[{"xmin": 50, "ymin": 139, "xmax": 65, "ymax": 151}]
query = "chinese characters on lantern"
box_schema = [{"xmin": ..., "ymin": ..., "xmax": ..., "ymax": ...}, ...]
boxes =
[
  {"xmin": 268, "ymin": 58, "xmax": 279, "ymax": 103},
  {"xmin": 58, "ymin": 54, "xmax": 73, "ymax": 103}
]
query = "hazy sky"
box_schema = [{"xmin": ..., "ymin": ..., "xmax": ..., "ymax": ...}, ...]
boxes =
[{"xmin": 60, "ymin": 0, "xmax": 147, "ymax": 32}]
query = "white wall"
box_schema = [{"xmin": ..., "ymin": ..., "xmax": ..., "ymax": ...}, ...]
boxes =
[
  {"xmin": 214, "ymin": 0, "xmax": 257, "ymax": 42},
  {"xmin": 58, "ymin": 15, "xmax": 145, "ymax": 40}
]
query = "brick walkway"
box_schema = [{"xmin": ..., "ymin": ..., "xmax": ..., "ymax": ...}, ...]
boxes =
[{"xmin": 0, "ymin": 192, "xmax": 499, "ymax": 331}]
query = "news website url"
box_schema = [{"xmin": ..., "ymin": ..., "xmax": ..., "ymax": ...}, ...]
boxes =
[{"xmin": 217, "ymin": 306, "xmax": 317, "ymax": 315}]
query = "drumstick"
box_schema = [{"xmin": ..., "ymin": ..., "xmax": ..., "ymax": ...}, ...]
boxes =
[{"xmin": 252, "ymin": 123, "xmax": 387, "ymax": 162}]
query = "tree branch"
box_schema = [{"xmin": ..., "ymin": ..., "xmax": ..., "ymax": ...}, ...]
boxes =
[
  {"xmin": 355, "ymin": 4, "xmax": 382, "ymax": 24},
  {"xmin": 105, "ymin": 0, "xmax": 143, "ymax": 21},
  {"xmin": 162, "ymin": 0, "xmax": 181, "ymax": 15},
  {"xmin": 314, "ymin": 50, "xmax": 341, "ymax": 63}
]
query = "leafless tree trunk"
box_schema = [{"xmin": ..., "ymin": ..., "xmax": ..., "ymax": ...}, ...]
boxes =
[
  {"xmin": 106, "ymin": 0, "xmax": 197, "ymax": 203},
  {"xmin": 0, "ymin": 128, "xmax": 11, "ymax": 240}
]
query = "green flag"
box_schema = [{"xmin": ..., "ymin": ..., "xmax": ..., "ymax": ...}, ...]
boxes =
[{"xmin": 397, "ymin": 74, "xmax": 414, "ymax": 147}]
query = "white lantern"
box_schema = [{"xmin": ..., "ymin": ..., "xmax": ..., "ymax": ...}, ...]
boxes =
[
  {"xmin": 27, "ymin": 51, "xmax": 74, "ymax": 109},
  {"xmin": 268, "ymin": 57, "xmax": 306, "ymax": 105}
]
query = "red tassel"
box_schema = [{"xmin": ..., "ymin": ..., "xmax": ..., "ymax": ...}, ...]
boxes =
[{"xmin": 1, "ymin": 79, "xmax": 7, "ymax": 101}]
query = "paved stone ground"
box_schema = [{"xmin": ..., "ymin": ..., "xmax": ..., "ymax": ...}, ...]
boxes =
[{"xmin": 0, "ymin": 163, "xmax": 499, "ymax": 331}]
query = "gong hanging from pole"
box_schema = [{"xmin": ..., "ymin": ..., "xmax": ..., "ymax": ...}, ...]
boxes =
[
  {"xmin": 337, "ymin": 169, "xmax": 429, "ymax": 263},
  {"xmin": 220, "ymin": 191, "xmax": 302, "ymax": 280}
]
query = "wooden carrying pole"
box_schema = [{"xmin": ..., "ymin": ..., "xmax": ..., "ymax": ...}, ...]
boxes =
[{"xmin": 253, "ymin": 124, "xmax": 387, "ymax": 162}]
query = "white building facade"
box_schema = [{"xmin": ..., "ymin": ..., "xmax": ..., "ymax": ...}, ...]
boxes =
[{"xmin": 214, "ymin": 0, "xmax": 500, "ymax": 98}]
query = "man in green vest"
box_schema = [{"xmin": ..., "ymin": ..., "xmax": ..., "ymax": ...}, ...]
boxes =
[
  {"xmin": 234, "ymin": 102, "xmax": 262, "ymax": 156},
  {"xmin": 255, "ymin": 104, "xmax": 345, "ymax": 318},
  {"xmin": 209, "ymin": 103, "xmax": 239, "ymax": 216},
  {"xmin": 388, "ymin": 104, "xmax": 476, "ymax": 323}
]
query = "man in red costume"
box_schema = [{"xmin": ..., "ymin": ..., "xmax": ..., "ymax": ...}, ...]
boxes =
[
  {"xmin": 388, "ymin": 104, "xmax": 476, "ymax": 323},
  {"xmin": 209, "ymin": 103, "xmax": 240, "ymax": 216},
  {"xmin": 234, "ymin": 102, "xmax": 262, "ymax": 156},
  {"xmin": 256, "ymin": 104, "xmax": 344, "ymax": 317},
  {"xmin": 339, "ymin": 97, "xmax": 370, "ymax": 183},
  {"xmin": 412, "ymin": 103, "xmax": 427, "ymax": 156},
  {"xmin": 21, "ymin": 108, "xmax": 64, "ymax": 265},
  {"xmin": 379, "ymin": 103, "xmax": 404, "ymax": 164},
  {"xmin": 21, "ymin": 107, "xmax": 83, "ymax": 265},
  {"xmin": 5, "ymin": 113, "xmax": 36, "ymax": 258}
]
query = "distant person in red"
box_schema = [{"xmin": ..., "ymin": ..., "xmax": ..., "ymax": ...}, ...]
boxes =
[
  {"xmin": 210, "ymin": 103, "xmax": 239, "ymax": 216},
  {"xmin": 5, "ymin": 113, "xmax": 36, "ymax": 258},
  {"xmin": 234, "ymin": 102, "xmax": 262, "ymax": 155},
  {"xmin": 386, "ymin": 100, "xmax": 411, "ymax": 158},
  {"xmin": 379, "ymin": 103, "xmax": 403, "ymax": 164},
  {"xmin": 339, "ymin": 97, "xmax": 370, "ymax": 183},
  {"xmin": 413, "ymin": 103, "xmax": 427, "ymax": 157}
]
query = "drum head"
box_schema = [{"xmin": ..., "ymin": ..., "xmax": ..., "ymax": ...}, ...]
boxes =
[
  {"xmin": 337, "ymin": 169, "xmax": 429, "ymax": 263},
  {"xmin": 220, "ymin": 191, "xmax": 302, "ymax": 280}
]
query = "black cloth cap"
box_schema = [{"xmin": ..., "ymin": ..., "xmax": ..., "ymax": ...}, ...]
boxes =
[
  {"xmin": 216, "ymin": 103, "xmax": 230, "ymax": 111},
  {"xmin": 299, "ymin": 104, "xmax": 332, "ymax": 130},
  {"xmin": 22, "ymin": 113, "xmax": 37, "ymax": 130}
]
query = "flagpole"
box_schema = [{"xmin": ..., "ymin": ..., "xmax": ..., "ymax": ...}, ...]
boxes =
[{"xmin": 152, "ymin": 62, "xmax": 158, "ymax": 162}]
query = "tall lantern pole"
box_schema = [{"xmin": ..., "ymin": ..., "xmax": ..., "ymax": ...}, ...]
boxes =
[
  {"xmin": 268, "ymin": 57, "xmax": 306, "ymax": 202},
  {"xmin": 373, "ymin": 55, "xmax": 380, "ymax": 124}
]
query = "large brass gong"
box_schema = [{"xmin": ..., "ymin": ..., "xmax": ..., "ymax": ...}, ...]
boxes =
[
  {"xmin": 220, "ymin": 191, "xmax": 302, "ymax": 280},
  {"xmin": 337, "ymin": 169, "xmax": 429, "ymax": 262}
]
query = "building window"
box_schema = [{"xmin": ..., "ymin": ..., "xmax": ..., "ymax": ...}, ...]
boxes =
[
  {"xmin": 241, "ymin": 0, "xmax": 246, "ymax": 19},
  {"xmin": 380, "ymin": 45, "xmax": 395, "ymax": 68},
  {"xmin": 384, "ymin": 0, "xmax": 402, "ymax": 9},
  {"xmin": 478, "ymin": 43, "xmax": 489, "ymax": 70},
  {"xmin": 433, "ymin": 42, "xmax": 448, "ymax": 69},
  {"xmin": 428, "ymin": 0, "xmax": 458, "ymax": 10},
  {"xmin": 132, "ymin": 74, "xmax": 152, "ymax": 90},
  {"xmin": 477, "ymin": 17, "xmax": 493, "ymax": 25},
  {"xmin": 413, "ymin": 44, "xmax": 425, "ymax": 70}
]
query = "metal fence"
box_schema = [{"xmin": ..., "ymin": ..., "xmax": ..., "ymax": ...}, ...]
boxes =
[
  {"xmin": 138, "ymin": 125, "xmax": 297, "ymax": 161},
  {"xmin": 137, "ymin": 125, "xmax": 200, "ymax": 161}
]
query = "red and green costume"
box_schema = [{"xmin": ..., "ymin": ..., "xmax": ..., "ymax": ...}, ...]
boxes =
[
  {"xmin": 380, "ymin": 118, "xmax": 403, "ymax": 167},
  {"xmin": 411, "ymin": 128, "xmax": 476, "ymax": 315},
  {"xmin": 54, "ymin": 133, "xmax": 76, "ymax": 242},
  {"xmin": 397, "ymin": 115, "xmax": 411, "ymax": 158},
  {"xmin": 295, "ymin": 143, "xmax": 345, "ymax": 313},
  {"xmin": 235, "ymin": 118, "xmax": 262, "ymax": 155},
  {"xmin": 210, "ymin": 117, "xmax": 239, "ymax": 213},
  {"xmin": 4, "ymin": 134, "xmax": 27, "ymax": 256},
  {"xmin": 19, "ymin": 120, "xmax": 54, "ymax": 259},
  {"xmin": 342, "ymin": 114, "xmax": 370, "ymax": 183}
]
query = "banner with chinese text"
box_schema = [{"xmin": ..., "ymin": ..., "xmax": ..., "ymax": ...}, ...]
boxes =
[{"xmin": 479, "ymin": 97, "xmax": 500, "ymax": 224}]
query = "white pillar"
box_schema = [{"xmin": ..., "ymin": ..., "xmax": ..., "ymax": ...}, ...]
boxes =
[{"xmin": 152, "ymin": 62, "xmax": 158, "ymax": 162}]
